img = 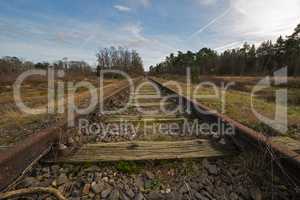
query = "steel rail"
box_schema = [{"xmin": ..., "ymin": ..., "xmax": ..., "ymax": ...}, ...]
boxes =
[
  {"xmin": 0, "ymin": 78, "xmax": 141, "ymax": 191},
  {"xmin": 149, "ymin": 77, "xmax": 300, "ymax": 184}
]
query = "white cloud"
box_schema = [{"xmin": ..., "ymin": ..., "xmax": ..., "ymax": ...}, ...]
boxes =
[
  {"xmin": 3, "ymin": 0, "xmax": 299, "ymax": 70},
  {"xmin": 113, "ymin": 5, "xmax": 131, "ymax": 12},
  {"xmin": 230, "ymin": 0, "xmax": 300, "ymax": 39},
  {"xmin": 122, "ymin": 23, "xmax": 144, "ymax": 39},
  {"xmin": 119, "ymin": 23, "xmax": 177, "ymax": 67},
  {"xmin": 191, "ymin": 0, "xmax": 300, "ymax": 52},
  {"xmin": 0, "ymin": 13, "xmax": 178, "ymax": 69}
]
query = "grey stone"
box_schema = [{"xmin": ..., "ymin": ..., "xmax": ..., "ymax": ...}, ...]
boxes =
[
  {"xmin": 237, "ymin": 186, "xmax": 249, "ymax": 199},
  {"xmin": 179, "ymin": 184, "xmax": 188, "ymax": 194},
  {"xmin": 165, "ymin": 188, "xmax": 171, "ymax": 193},
  {"xmin": 102, "ymin": 188, "xmax": 112, "ymax": 198},
  {"xmin": 250, "ymin": 188, "xmax": 262, "ymax": 200},
  {"xmin": 120, "ymin": 191, "xmax": 131, "ymax": 200},
  {"xmin": 70, "ymin": 198, "xmax": 81, "ymax": 200},
  {"xmin": 207, "ymin": 165, "xmax": 218, "ymax": 175},
  {"xmin": 125, "ymin": 188, "xmax": 135, "ymax": 198},
  {"xmin": 134, "ymin": 192, "xmax": 144, "ymax": 200},
  {"xmin": 194, "ymin": 191, "xmax": 209, "ymax": 200},
  {"xmin": 23, "ymin": 177, "xmax": 39, "ymax": 187},
  {"xmin": 229, "ymin": 192, "xmax": 239, "ymax": 200},
  {"xmin": 51, "ymin": 165, "xmax": 60, "ymax": 174},
  {"xmin": 42, "ymin": 167, "xmax": 50, "ymax": 174},
  {"xmin": 89, "ymin": 192, "xmax": 95, "ymax": 198},
  {"xmin": 91, "ymin": 181, "xmax": 104, "ymax": 194},
  {"xmin": 109, "ymin": 189, "xmax": 120, "ymax": 200},
  {"xmin": 71, "ymin": 189, "xmax": 81, "ymax": 198},
  {"xmin": 82, "ymin": 184, "xmax": 91, "ymax": 195},
  {"xmin": 84, "ymin": 165, "xmax": 101, "ymax": 172},
  {"xmin": 68, "ymin": 137, "xmax": 75, "ymax": 145},
  {"xmin": 58, "ymin": 185, "xmax": 66, "ymax": 193},
  {"xmin": 214, "ymin": 186, "xmax": 226, "ymax": 196},
  {"xmin": 190, "ymin": 181, "xmax": 202, "ymax": 190},
  {"xmin": 145, "ymin": 171, "xmax": 155, "ymax": 179},
  {"xmin": 201, "ymin": 190, "xmax": 213, "ymax": 200},
  {"xmin": 95, "ymin": 172, "xmax": 102, "ymax": 182},
  {"xmin": 218, "ymin": 138, "xmax": 226, "ymax": 145},
  {"xmin": 94, "ymin": 195, "xmax": 101, "ymax": 200},
  {"xmin": 135, "ymin": 176, "xmax": 144, "ymax": 191},
  {"xmin": 147, "ymin": 191, "xmax": 163, "ymax": 200},
  {"xmin": 102, "ymin": 177, "xmax": 109, "ymax": 182},
  {"xmin": 58, "ymin": 144, "xmax": 68, "ymax": 151},
  {"xmin": 165, "ymin": 192, "xmax": 178, "ymax": 200},
  {"xmin": 56, "ymin": 174, "xmax": 69, "ymax": 186},
  {"xmin": 39, "ymin": 179, "xmax": 52, "ymax": 187},
  {"xmin": 86, "ymin": 172, "xmax": 95, "ymax": 182}
]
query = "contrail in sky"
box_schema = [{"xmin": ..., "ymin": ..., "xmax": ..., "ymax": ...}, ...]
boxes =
[{"xmin": 188, "ymin": 6, "xmax": 232, "ymax": 40}]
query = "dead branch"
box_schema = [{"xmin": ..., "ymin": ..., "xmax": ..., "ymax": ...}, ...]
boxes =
[{"xmin": 0, "ymin": 187, "xmax": 67, "ymax": 200}]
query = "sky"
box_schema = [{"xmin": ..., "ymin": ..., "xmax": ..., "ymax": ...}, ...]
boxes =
[{"xmin": 0, "ymin": 0, "xmax": 300, "ymax": 70}]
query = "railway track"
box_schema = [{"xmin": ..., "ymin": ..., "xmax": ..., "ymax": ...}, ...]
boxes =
[{"xmin": 0, "ymin": 77, "xmax": 299, "ymax": 199}]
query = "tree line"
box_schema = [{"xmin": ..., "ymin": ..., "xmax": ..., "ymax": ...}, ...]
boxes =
[
  {"xmin": 96, "ymin": 46, "xmax": 144, "ymax": 76},
  {"xmin": 149, "ymin": 23, "xmax": 300, "ymax": 77},
  {"xmin": 0, "ymin": 56, "xmax": 94, "ymax": 76},
  {"xmin": 0, "ymin": 46, "xmax": 144, "ymax": 79}
]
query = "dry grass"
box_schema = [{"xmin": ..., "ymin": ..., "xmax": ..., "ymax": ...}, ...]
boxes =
[
  {"xmin": 0, "ymin": 75, "xmax": 120, "ymax": 145},
  {"xmin": 154, "ymin": 76, "xmax": 300, "ymax": 138}
]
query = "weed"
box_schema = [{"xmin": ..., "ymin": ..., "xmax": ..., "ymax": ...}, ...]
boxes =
[
  {"xmin": 115, "ymin": 161, "xmax": 142, "ymax": 174},
  {"xmin": 250, "ymin": 122, "xmax": 279, "ymax": 136},
  {"xmin": 145, "ymin": 179, "xmax": 161, "ymax": 190}
]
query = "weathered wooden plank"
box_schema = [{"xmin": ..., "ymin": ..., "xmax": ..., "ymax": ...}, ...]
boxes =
[
  {"xmin": 0, "ymin": 146, "xmax": 8, "ymax": 152},
  {"xmin": 54, "ymin": 140, "xmax": 235, "ymax": 163},
  {"xmin": 104, "ymin": 117, "xmax": 187, "ymax": 123},
  {"xmin": 138, "ymin": 86, "xmax": 157, "ymax": 89},
  {"xmin": 136, "ymin": 89, "xmax": 158, "ymax": 92},
  {"xmin": 131, "ymin": 92, "xmax": 160, "ymax": 95},
  {"xmin": 133, "ymin": 95, "xmax": 163, "ymax": 99},
  {"xmin": 128, "ymin": 102, "xmax": 173, "ymax": 107},
  {"xmin": 134, "ymin": 98, "xmax": 163, "ymax": 103},
  {"xmin": 106, "ymin": 114, "xmax": 179, "ymax": 119},
  {"xmin": 270, "ymin": 136, "xmax": 300, "ymax": 151}
]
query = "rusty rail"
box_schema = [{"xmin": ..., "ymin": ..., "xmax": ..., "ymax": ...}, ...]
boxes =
[
  {"xmin": 1, "ymin": 76, "xmax": 299, "ymax": 191},
  {"xmin": 0, "ymin": 78, "xmax": 140, "ymax": 191},
  {"xmin": 149, "ymin": 77, "xmax": 300, "ymax": 184}
]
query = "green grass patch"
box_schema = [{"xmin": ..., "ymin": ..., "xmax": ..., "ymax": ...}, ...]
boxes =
[
  {"xmin": 115, "ymin": 161, "xmax": 142, "ymax": 174},
  {"xmin": 250, "ymin": 122, "xmax": 279, "ymax": 136},
  {"xmin": 144, "ymin": 179, "xmax": 161, "ymax": 190}
]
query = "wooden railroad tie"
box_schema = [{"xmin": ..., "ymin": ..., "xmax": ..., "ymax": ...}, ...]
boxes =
[{"xmin": 51, "ymin": 139, "xmax": 236, "ymax": 163}]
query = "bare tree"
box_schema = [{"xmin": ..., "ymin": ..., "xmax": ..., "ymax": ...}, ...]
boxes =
[{"xmin": 96, "ymin": 46, "xmax": 144, "ymax": 76}]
